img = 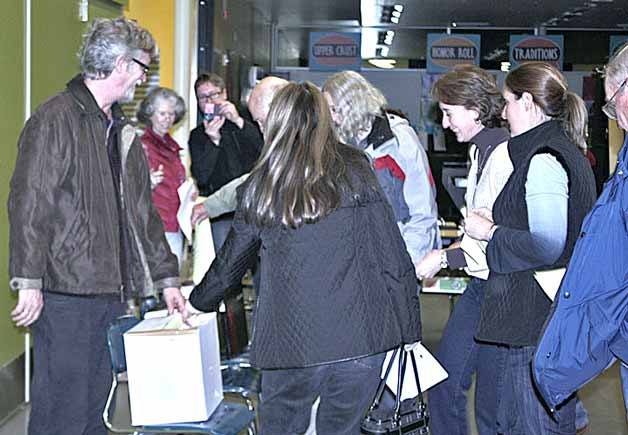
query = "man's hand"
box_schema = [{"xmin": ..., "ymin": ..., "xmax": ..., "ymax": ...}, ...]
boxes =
[
  {"xmin": 191, "ymin": 203, "xmax": 210, "ymax": 226},
  {"xmin": 163, "ymin": 287, "xmax": 189, "ymax": 320},
  {"xmin": 415, "ymin": 249, "xmax": 443, "ymax": 280},
  {"xmin": 11, "ymin": 289, "xmax": 44, "ymax": 327},
  {"xmin": 203, "ymin": 116, "xmax": 226, "ymax": 145},
  {"xmin": 218, "ymin": 101, "xmax": 244, "ymax": 129}
]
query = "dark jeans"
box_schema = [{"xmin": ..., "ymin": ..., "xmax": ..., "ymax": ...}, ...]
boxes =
[
  {"xmin": 498, "ymin": 346, "xmax": 576, "ymax": 435},
  {"xmin": 259, "ymin": 353, "xmax": 385, "ymax": 435},
  {"xmin": 428, "ymin": 278, "xmax": 508, "ymax": 435},
  {"xmin": 29, "ymin": 291, "xmax": 126, "ymax": 435}
]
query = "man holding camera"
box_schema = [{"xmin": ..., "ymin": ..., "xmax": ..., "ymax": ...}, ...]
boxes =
[{"xmin": 188, "ymin": 73, "xmax": 263, "ymax": 251}]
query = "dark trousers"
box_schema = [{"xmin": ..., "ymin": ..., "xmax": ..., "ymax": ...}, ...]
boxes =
[
  {"xmin": 259, "ymin": 353, "xmax": 385, "ymax": 435},
  {"xmin": 428, "ymin": 278, "xmax": 508, "ymax": 435},
  {"xmin": 498, "ymin": 346, "xmax": 576, "ymax": 435},
  {"xmin": 28, "ymin": 291, "xmax": 126, "ymax": 435}
]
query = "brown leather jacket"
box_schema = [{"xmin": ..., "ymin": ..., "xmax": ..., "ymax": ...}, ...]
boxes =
[{"xmin": 8, "ymin": 75, "xmax": 179, "ymax": 297}]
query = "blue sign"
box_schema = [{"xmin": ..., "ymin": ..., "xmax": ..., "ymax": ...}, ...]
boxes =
[
  {"xmin": 610, "ymin": 35, "xmax": 628, "ymax": 56},
  {"xmin": 427, "ymin": 33, "xmax": 481, "ymax": 73},
  {"xmin": 509, "ymin": 35, "xmax": 564, "ymax": 70},
  {"xmin": 309, "ymin": 32, "xmax": 361, "ymax": 71}
]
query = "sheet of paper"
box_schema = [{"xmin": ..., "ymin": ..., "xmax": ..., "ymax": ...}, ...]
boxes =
[
  {"xmin": 381, "ymin": 344, "xmax": 448, "ymax": 399},
  {"xmin": 534, "ymin": 268, "xmax": 566, "ymax": 301},
  {"xmin": 192, "ymin": 219, "xmax": 216, "ymax": 285},
  {"xmin": 176, "ymin": 179, "xmax": 197, "ymax": 242}
]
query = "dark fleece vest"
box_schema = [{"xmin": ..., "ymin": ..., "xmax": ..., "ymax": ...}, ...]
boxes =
[{"xmin": 476, "ymin": 120, "xmax": 596, "ymax": 346}]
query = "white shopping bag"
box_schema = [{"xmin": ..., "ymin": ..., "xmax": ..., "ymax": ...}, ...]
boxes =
[
  {"xmin": 381, "ymin": 344, "xmax": 448, "ymax": 400},
  {"xmin": 124, "ymin": 312, "xmax": 223, "ymax": 425}
]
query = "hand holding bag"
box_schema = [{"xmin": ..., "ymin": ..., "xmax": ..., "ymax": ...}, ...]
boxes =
[{"xmin": 361, "ymin": 346, "xmax": 430, "ymax": 434}]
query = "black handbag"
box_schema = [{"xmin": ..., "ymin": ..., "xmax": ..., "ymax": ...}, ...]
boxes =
[{"xmin": 361, "ymin": 346, "xmax": 430, "ymax": 434}]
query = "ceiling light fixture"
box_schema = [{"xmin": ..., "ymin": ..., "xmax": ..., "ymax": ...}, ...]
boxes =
[
  {"xmin": 368, "ymin": 58, "xmax": 397, "ymax": 69},
  {"xmin": 381, "ymin": 4, "xmax": 403, "ymax": 24}
]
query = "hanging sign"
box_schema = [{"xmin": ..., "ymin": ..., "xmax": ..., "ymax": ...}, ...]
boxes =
[
  {"xmin": 426, "ymin": 33, "xmax": 481, "ymax": 73},
  {"xmin": 610, "ymin": 35, "xmax": 628, "ymax": 56},
  {"xmin": 309, "ymin": 32, "xmax": 361, "ymax": 71},
  {"xmin": 509, "ymin": 35, "xmax": 564, "ymax": 70}
]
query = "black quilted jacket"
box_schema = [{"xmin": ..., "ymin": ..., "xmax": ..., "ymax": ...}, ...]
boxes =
[{"xmin": 190, "ymin": 160, "xmax": 421, "ymax": 369}]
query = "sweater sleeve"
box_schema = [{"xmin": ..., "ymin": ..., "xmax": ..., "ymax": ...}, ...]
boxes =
[{"xmin": 487, "ymin": 154, "xmax": 568, "ymax": 274}]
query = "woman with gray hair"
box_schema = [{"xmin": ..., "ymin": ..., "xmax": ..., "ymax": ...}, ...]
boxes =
[
  {"xmin": 138, "ymin": 87, "xmax": 188, "ymax": 270},
  {"xmin": 322, "ymin": 71, "xmax": 439, "ymax": 268}
]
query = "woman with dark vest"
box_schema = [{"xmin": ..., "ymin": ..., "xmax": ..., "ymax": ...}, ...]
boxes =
[{"xmin": 465, "ymin": 62, "xmax": 597, "ymax": 434}]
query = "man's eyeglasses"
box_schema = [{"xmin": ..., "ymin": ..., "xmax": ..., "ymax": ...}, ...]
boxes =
[
  {"xmin": 602, "ymin": 78, "xmax": 627, "ymax": 120},
  {"xmin": 131, "ymin": 58, "xmax": 150, "ymax": 75},
  {"xmin": 197, "ymin": 91, "xmax": 224, "ymax": 102}
]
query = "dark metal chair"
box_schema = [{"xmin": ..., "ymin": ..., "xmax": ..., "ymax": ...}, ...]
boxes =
[{"xmin": 103, "ymin": 315, "xmax": 256, "ymax": 434}]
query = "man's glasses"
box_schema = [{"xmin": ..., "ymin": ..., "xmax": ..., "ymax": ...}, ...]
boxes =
[
  {"xmin": 602, "ymin": 78, "xmax": 627, "ymax": 120},
  {"xmin": 197, "ymin": 91, "xmax": 224, "ymax": 102},
  {"xmin": 131, "ymin": 58, "xmax": 150, "ymax": 75}
]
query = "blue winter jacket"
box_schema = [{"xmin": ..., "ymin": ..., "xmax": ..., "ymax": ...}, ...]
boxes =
[{"xmin": 533, "ymin": 137, "xmax": 628, "ymax": 411}]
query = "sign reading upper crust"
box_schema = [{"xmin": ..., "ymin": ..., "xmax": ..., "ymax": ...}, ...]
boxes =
[
  {"xmin": 309, "ymin": 32, "xmax": 361, "ymax": 71},
  {"xmin": 509, "ymin": 35, "xmax": 564, "ymax": 70}
]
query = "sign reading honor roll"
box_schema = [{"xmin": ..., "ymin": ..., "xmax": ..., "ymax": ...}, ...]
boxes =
[
  {"xmin": 309, "ymin": 32, "xmax": 361, "ymax": 71},
  {"xmin": 509, "ymin": 35, "xmax": 564, "ymax": 70},
  {"xmin": 427, "ymin": 34, "xmax": 480, "ymax": 73}
]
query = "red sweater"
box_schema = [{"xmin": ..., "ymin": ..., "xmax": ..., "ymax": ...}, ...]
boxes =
[{"xmin": 141, "ymin": 128, "xmax": 185, "ymax": 232}]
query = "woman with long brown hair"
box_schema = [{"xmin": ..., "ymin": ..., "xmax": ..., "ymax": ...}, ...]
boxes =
[{"xmin": 189, "ymin": 81, "xmax": 420, "ymax": 434}]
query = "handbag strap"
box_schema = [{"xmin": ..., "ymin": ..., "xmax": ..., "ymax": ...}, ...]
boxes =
[
  {"xmin": 367, "ymin": 345, "xmax": 427, "ymax": 417},
  {"xmin": 368, "ymin": 347, "xmax": 399, "ymax": 411}
]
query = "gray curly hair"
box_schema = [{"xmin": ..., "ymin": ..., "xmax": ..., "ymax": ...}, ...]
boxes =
[
  {"xmin": 606, "ymin": 42, "xmax": 628, "ymax": 90},
  {"xmin": 322, "ymin": 71, "xmax": 387, "ymax": 144},
  {"xmin": 137, "ymin": 87, "xmax": 186, "ymax": 126},
  {"xmin": 79, "ymin": 17, "xmax": 155, "ymax": 80}
]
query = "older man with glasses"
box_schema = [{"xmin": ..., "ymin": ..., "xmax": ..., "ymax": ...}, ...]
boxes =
[
  {"xmin": 8, "ymin": 17, "xmax": 187, "ymax": 435},
  {"xmin": 533, "ymin": 43, "xmax": 628, "ymax": 422}
]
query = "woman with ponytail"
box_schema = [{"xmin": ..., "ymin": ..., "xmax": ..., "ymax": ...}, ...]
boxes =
[{"xmin": 464, "ymin": 62, "xmax": 597, "ymax": 434}]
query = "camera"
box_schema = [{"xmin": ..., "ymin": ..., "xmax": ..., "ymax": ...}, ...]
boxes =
[{"xmin": 203, "ymin": 103, "xmax": 221, "ymax": 122}]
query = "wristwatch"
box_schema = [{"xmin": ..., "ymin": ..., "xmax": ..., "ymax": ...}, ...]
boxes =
[{"xmin": 440, "ymin": 250, "xmax": 449, "ymax": 269}]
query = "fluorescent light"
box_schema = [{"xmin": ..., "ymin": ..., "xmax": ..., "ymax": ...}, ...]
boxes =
[
  {"xmin": 368, "ymin": 58, "xmax": 397, "ymax": 69},
  {"xmin": 501, "ymin": 62, "xmax": 511, "ymax": 72},
  {"xmin": 394, "ymin": 4, "xmax": 404, "ymax": 12},
  {"xmin": 379, "ymin": 46, "xmax": 390, "ymax": 57},
  {"xmin": 391, "ymin": 16, "xmax": 399, "ymax": 23},
  {"xmin": 386, "ymin": 30, "xmax": 395, "ymax": 36},
  {"xmin": 392, "ymin": 10, "xmax": 401, "ymax": 18}
]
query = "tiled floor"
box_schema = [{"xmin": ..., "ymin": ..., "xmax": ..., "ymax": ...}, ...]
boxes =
[{"xmin": 1, "ymin": 293, "xmax": 626, "ymax": 434}]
